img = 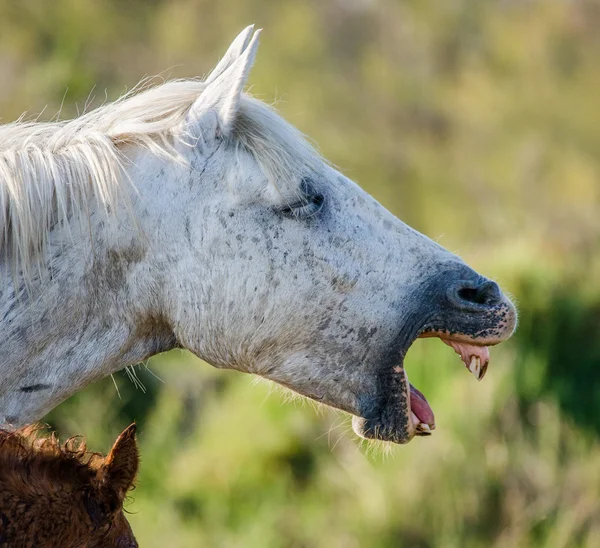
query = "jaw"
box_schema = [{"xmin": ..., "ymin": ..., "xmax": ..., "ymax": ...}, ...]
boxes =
[{"xmin": 351, "ymin": 362, "xmax": 415, "ymax": 445}]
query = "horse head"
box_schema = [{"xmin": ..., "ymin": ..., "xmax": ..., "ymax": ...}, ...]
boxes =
[{"xmin": 141, "ymin": 27, "xmax": 517, "ymax": 443}]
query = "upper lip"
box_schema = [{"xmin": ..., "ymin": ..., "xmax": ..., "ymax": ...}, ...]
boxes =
[{"xmin": 417, "ymin": 330, "xmax": 499, "ymax": 381}]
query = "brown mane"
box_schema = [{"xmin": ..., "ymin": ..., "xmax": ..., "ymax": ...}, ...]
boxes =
[{"xmin": 0, "ymin": 426, "xmax": 104, "ymax": 494}]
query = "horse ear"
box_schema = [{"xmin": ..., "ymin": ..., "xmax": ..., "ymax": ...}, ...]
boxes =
[
  {"xmin": 186, "ymin": 28, "xmax": 261, "ymax": 139},
  {"xmin": 205, "ymin": 25, "xmax": 255, "ymax": 85},
  {"xmin": 101, "ymin": 423, "xmax": 139, "ymax": 500}
]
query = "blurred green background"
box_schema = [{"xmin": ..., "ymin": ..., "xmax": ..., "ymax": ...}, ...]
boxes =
[{"xmin": 2, "ymin": 0, "xmax": 599, "ymax": 546}]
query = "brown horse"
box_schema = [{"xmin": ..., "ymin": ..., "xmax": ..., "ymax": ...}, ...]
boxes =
[{"xmin": 0, "ymin": 424, "xmax": 138, "ymax": 548}]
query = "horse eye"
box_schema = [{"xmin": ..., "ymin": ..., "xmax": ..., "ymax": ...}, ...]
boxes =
[{"xmin": 280, "ymin": 178, "xmax": 325, "ymax": 219}]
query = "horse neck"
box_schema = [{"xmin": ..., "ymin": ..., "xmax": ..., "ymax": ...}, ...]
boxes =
[{"xmin": 0, "ymin": 151, "xmax": 178, "ymax": 426}]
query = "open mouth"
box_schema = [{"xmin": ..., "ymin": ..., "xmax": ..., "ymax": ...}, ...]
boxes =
[
  {"xmin": 350, "ymin": 272, "xmax": 517, "ymax": 444},
  {"xmin": 406, "ymin": 333, "xmax": 492, "ymax": 436},
  {"xmin": 352, "ymin": 329, "xmax": 500, "ymax": 445}
]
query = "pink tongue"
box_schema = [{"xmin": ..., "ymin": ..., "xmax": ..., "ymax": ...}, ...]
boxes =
[{"xmin": 409, "ymin": 384, "xmax": 435, "ymax": 426}]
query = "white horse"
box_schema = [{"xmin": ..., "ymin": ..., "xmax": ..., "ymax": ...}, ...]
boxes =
[{"xmin": 0, "ymin": 27, "xmax": 516, "ymax": 444}]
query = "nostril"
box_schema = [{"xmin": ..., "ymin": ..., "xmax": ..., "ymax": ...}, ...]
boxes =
[
  {"xmin": 456, "ymin": 286, "xmax": 481, "ymax": 304},
  {"xmin": 449, "ymin": 279, "xmax": 503, "ymax": 310}
]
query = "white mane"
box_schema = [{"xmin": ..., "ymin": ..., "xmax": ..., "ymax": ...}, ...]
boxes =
[{"xmin": 0, "ymin": 78, "xmax": 321, "ymax": 278}]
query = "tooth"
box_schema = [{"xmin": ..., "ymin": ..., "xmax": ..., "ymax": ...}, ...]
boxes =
[
  {"xmin": 415, "ymin": 422, "xmax": 432, "ymax": 436},
  {"xmin": 469, "ymin": 356, "xmax": 481, "ymax": 378},
  {"xmin": 479, "ymin": 361, "xmax": 489, "ymax": 380},
  {"xmin": 411, "ymin": 412, "xmax": 420, "ymax": 426}
]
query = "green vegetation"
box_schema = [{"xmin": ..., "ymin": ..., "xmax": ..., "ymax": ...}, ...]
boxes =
[{"xmin": 2, "ymin": 0, "xmax": 597, "ymax": 545}]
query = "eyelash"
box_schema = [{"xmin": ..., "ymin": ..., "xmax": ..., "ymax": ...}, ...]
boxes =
[{"xmin": 280, "ymin": 178, "xmax": 325, "ymax": 219}]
